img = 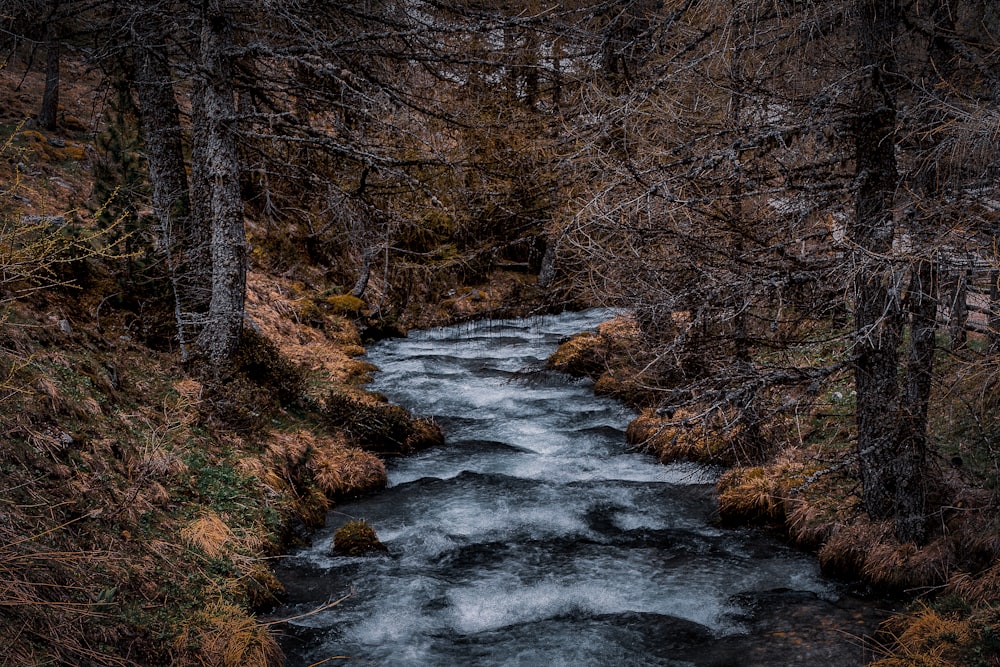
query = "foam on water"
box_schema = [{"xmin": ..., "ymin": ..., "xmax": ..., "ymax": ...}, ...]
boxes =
[{"xmin": 276, "ymin": 309, "xmax": 841, "ymax": 665}]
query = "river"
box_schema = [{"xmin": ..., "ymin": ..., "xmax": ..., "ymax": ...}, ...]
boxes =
[{"xmin": 273, "ymin": 309, "xmax": 889, "ymax": 666}]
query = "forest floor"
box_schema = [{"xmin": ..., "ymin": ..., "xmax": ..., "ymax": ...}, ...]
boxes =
[{"xmin": 3, "ymin": 57, "xmax": 999, "ymax": 666}]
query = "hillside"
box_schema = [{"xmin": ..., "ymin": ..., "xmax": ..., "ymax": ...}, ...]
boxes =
[{"xmin": 1, "ymin": 60, "xmax": 457, "ymax": 665}]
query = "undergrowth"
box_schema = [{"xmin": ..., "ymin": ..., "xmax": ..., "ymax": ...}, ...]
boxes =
[{"xmin": 0, "ymin": 271, "xmax": 404, "ymax": 665}]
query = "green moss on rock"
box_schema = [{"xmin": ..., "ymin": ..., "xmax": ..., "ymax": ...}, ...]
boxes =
[
  {"xmin": 325, "ymin": 294, "xmax": 365, "ymax": 316},
  {"xmin": 332, "ymin": 520, "xmax": 388, "ymax": 556}
]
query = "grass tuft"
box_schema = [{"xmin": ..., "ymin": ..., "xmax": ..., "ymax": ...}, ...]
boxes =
[
  {"xmin": 176, "ymin": 603, "xmax": 284, "ymax": 667},
  {"xmin": 717, "ymin": 466, "xmax": 786, "ymax": 524},
  {"xmin": 181, "ymin": 511, "xmax": 235, "ymax": 559},
  {"xmin": 871, "ymin": 605, "xmax": 973, "ymax": 666}
]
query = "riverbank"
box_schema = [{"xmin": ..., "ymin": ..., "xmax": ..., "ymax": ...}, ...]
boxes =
[
  {"xmin": 0, "ymin": 267, "xmax": 456, "ymax": 664},
  {"xmin": 549, "ymin": 312, "xmax": 1000, "ymax": 665}
]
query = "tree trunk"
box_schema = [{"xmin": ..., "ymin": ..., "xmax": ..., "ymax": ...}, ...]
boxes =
[
  {"xmin": 189, "ymin": 89, "xmax": 213, "ymax": 260},
  {"xmin": 537, "ymin": 238, "xmax": 556, "ymax": 289},
  {"xmin": 39, "ymin": 23, "xmax": 60, "ymax": 130},
  {"xmin": 193, "ymin": 0, "xmax": 247, "ymax": 365},
  {"xmin": 884, "ymin": 0, "xmax": 954, "ymax": 542},
  {"xmin": 351, "ymin": 247, "xmax": 375, "ymax": 299},
  {"xmin": 850, "ymin": 0, "xmax": 902, "ymax": 522},
  {"xmin": 896, "ymin": 258, "xmax": 935, "ymax": 543},
  {"xmin": 131, "ymin": 16, "xmax": 211, "ymax": 357},
  {"xmin": 990, "ymin": 267, "xmax": 1000, "ymax": 353}
]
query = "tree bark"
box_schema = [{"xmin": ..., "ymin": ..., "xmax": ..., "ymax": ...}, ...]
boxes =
[
  {"xmin": 131, "ymin": 15, "xmax": 211, "ymax": 357},
  {"xmin": 850, "ymin": 0, "xmax": 902, "ymax": 522},
  {"xmin": 351, "ymin": 246, "xmax": 374, "ymax": 299},
  {"xmin": 537, "ymin": 234, "xmax": 557, "ymax": 289},
  {"xmin": 990, "ymin": 267, "xmax": 1000, "ymax": 353},
  {"xmin": 193, "ymin": 0, "xmax": 247, "ymax": 365},
  {"xmin": 189, "ymin": 89, "xmax": 213, "ymax": 262}
]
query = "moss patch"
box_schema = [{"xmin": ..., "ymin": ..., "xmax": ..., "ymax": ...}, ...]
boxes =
[{"xmin": 332, "ymin": 520, "xmax": 388, "ymax": 557}]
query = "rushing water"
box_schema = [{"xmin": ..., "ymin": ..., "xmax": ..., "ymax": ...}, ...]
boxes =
[{"xmin": 273, "ymin": 309, "xmax": 888, "ymax": 666}]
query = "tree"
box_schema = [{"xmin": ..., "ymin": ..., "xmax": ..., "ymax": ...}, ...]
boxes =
[
  {"xmin": 849, "ymin": 0, "xmax": 908, "ymax": 533},
  {"xmin": 191, "ymin": 0, "xmax": 246, "ymax": 365},
  {"xmin": 129, "ymin": 5, "xmax": 210, "ymax": 358},
  {"xmin": 543, "ymin": 0, "xmax": 1000, "ymax": 546},
  {"xmin": 38, "ymin": 1, "xmax": 60, "ymax": 130}
]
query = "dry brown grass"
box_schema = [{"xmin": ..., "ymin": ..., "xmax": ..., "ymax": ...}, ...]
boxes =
[
  {"xmin": 407, "ymin": 416, "xmax": 446, "ymax": 451},
  {"xmin": 264, "ymin": 428, "xmax": 387, "ymax": 498},
  {"xmin": 871, "ymin": 606, "xmax": 973, "ymax": 666},
  {"xmin": 547, "ymin": 315, "xmax": 642, "ymax": 387},
  {"xmin": 785, "ymin": 495, "xmax": 840, "ymax": 549},
  {"xmin": 547, "ymin": 330, "xmax": 603, "ymax": 374},
  {"xmin": 238, "ymin": 453, "xmax": 291, "ymax": 499},
  {"xmin": 175, "ymin": 603, "xmax": 284, "ymax": 667},
  {"xmin": 818, "ymin": 518, "xmax": 955, "ymax": 592},
  {"xmin": 949, "ymin": 562, "xmax": 1000, "ymax": 606},
  {"xmin": 0, "ymin": 511, "xmax": 131, "ymax": 666},
  {"xmin": 181, "ymin": 512, "xmax": 236, "ymax": 558},
  {"xmin": 597, "ymin": 315, "xmax": 642, "ymax": 341},
  {"xmin": 311, "ymin": 443, "xmax": 387, "ymax": 497},
  {"xmin": 862, "ymin": 538, "xmax": 953, "ymax": 592},
  {"xmin": 244, "ymin": 273, "xmax": 369, "ymax": 387},
  {"xmin": 235, "ymin": 560, "xmax": 285, "ymax": 608},
  {"xmin": 267, "ymin": 429, "xmax": 313, "ymax": 464},
  {"xmin": 819, "ymin": 519, "xmax": 886, "ymax": 581},
  {"xmin": 627, "ymin": 407, "xmax": 746, "ymax": 465},
  {"xmin": 717, "ymin": 466, "xmax": 787, "ymax": 524},
  {"xmin": 173, "ymin": 378, "xmax": 204, "ymax": 404},
  {"xmin": 294, "ymin": 486, "xmax": 332, "ymax": 528}
]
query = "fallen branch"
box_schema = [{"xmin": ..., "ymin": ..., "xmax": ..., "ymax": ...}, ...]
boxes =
[{"xmin": 258, "ymin": 592, "xmax": 352, "ymax": 627}]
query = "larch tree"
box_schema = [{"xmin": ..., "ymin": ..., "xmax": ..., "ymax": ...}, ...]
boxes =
[
  {"xmin": 191, "ymin": 0, "xmax": 246, "ymax": 365},
  {"xmin": 128, "ymin": 4, "xmax": 211, "ymax": 358},
  {"xmin": 847, "ymin": 0, "xmax": 925, "ymax": 540},
  {"xmin": 526, "ymin": 0, "xmax": 992, "ymax": 549},
  {"xmin": 38, "ymin": 0, "xmax": 61, "ymax": 130}
]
